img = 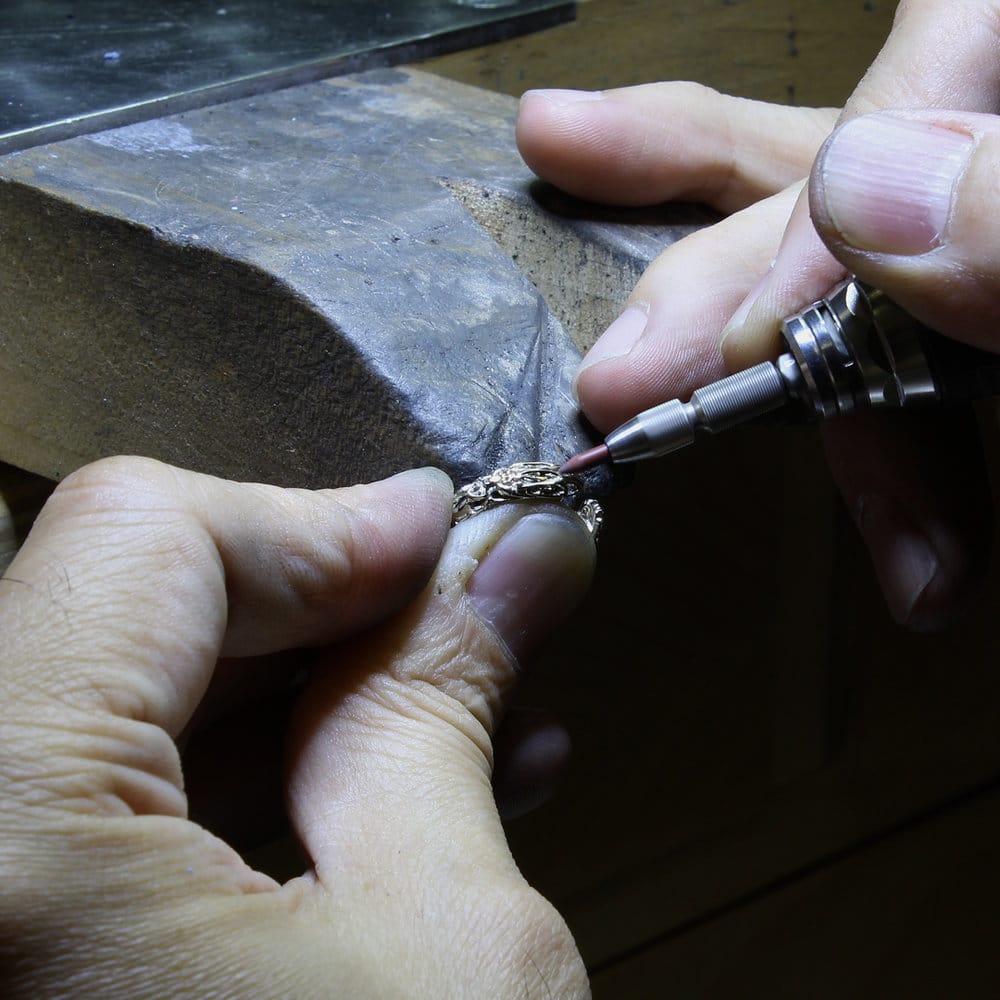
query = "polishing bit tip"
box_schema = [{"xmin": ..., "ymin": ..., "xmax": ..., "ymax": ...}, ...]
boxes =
[{"xmin": 558, "ymin": 443, "xmax": 610, "ymax": 474}]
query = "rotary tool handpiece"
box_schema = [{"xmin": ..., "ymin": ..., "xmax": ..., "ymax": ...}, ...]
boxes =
[{"xmin": 563, "ymin": 279, "xmax": 1000, "ymax": 472}]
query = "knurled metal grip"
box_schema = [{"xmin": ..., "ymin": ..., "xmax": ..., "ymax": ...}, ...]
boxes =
[
  {"xmin": 689, "ymin": 362, "xmax": 789, "ymax": 433},
  {"xmin": 604, "ymin": 361, "xmax": 790, "ymax": 461}
]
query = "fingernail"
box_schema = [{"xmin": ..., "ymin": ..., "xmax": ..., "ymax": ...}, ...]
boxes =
[
  {"xmin": 817, "ymin": 115, "xmax": 973, "ymax": 255},
  {"xmin": 856, "ymin": 494, "xmax": 939, "ymax": 629},
  {"xmin": 521, "ymin": 88, "xmax": 605, "ymax": 108},
  {"xmin": 576, "ymin": 304, "xmax": 648, "ymax": 385},
  {"xmin": 468, "ymin": 511, "xmax": 595, "ymax": 660}
]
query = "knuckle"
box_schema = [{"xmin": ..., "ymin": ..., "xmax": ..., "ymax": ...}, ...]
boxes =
[
  {"xmin": 272, "ymin": 488, "xmax": 375, "ymax": 603},
  {"xmin": 31, "ymin": 457, "xmax": 222, "ymax": 622},
  {"xmin": 657, "ymin": 79, "xmax": 719, "ymax": 106},
  {"xmin": 279, "ymin": 513, "xmax": 356, "ymax": 613},
  {"xmin": 50, "ymin": 456, "xmax": 176, "ymax": 520},
  {"xmin": 59, "ymin": 454, "xmax": 169, "ymax": 492}
]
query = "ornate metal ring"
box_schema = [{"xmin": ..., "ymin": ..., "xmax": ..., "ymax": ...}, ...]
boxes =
[{"xmin": 452, "ymin": 461, "xmax": 603, "ymax": 541}]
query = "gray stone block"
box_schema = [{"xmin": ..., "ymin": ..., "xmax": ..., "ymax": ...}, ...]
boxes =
[{"xmin": 0, "ymin": 68, "xmax": 709, "ymax": 488}]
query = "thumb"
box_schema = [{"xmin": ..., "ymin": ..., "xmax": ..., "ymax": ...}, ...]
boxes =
[
  {"xmin": 287, "ymin": 503, "xmax": 595, "ymax": 992},
  {"xmin": 809, "ymin": 109, "xmax": 1000, "ymax": 350}
]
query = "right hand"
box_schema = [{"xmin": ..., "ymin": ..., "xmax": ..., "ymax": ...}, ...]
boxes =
[{"xmin": 516, "ymin": 0, "xmax": 1000, "ymax": 630}]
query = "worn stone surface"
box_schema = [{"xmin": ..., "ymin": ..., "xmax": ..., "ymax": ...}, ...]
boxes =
[{"xmin": 0, "ymin": 66, "xmax": 707, "ymax": 488}]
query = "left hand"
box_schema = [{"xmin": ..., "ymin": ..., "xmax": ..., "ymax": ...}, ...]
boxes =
[
  {"xmin": 516, "ymin": 0, "xmax": 1000, "ymax": 630},
  {"xmin": 0, "ymin": 456, "xmax": 595, "ymax": 998}
]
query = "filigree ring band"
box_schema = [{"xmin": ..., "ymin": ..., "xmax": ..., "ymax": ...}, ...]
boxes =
[{"xmin": 452, "ymin": 461, "xmax": 603, "ymax": 541}]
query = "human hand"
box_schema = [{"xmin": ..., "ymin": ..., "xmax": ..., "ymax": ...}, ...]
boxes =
[
  {"xmin": 516, "ymin": 0, "xmax": 999, "ymax": 630},
  {"xmin": 0, "ymin": 457, "xmax": 594, "ymax": 998}
]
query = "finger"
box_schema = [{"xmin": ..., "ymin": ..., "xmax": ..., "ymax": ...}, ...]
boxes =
[
  {"xmin": 720, "ymin": 186, "xmax": 848, "ymax": 371},
  {"xmin": 1, "ymin": 456, "xmax": 452, "ymax": 814},
  {"xmin": 721, "ymin": 0, "xmax": 1000, "ymax": 364},
  {"xmin": 714, "ymin": 2, "xmax": 1000, "ymax": 635},
  {"xmin": 516, "ymin": 82, "xmax": 836, "ymax": 214},
  {"xmin": 822, "ymin": 407, "xmax": 991, "ymax": 631},
  {"xmin": 574, "ymin": 182, "xmax": 801, "ymax": 430},
  {"xmin": 286, "ymin": 504, "xmax": 595, "ymax": 990},
  {"xmin": 290, "ymin": 503, "xmax": 596, "ymax": 840},
  {"xmin": 739, "ymin": 109, "xmax": 1000, "ymax": 631},
  {"xmin": 809, "ymin": 109, "xmax": 1000, "ymax": 349},
  {"xmin": 492, "ymin": 706, "xmax": 571, "ymax": 821}
]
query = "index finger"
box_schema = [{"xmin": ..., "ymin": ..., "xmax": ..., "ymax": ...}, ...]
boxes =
[
  {"xmin": 516, "ymin": 81, "xmax": 835, "ymax": 214},
  {"xmin": 0, "ymin": 457, "xmax": 451, "ymax": 815}
]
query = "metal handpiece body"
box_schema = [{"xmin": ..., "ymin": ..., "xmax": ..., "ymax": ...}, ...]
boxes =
[{"xmin": 603, "ymin": 279, "xmax": 1000, "ymax": 464}]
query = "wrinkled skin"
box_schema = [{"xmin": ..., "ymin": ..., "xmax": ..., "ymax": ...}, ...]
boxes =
[{"xmin": 0, "ymin": 457, "xmax": 595, "ymax": 998}]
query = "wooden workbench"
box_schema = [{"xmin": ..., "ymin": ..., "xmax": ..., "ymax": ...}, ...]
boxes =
[{"xmin": 421, "ymin": 0, "xmax": 894, "ymax": 106}]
